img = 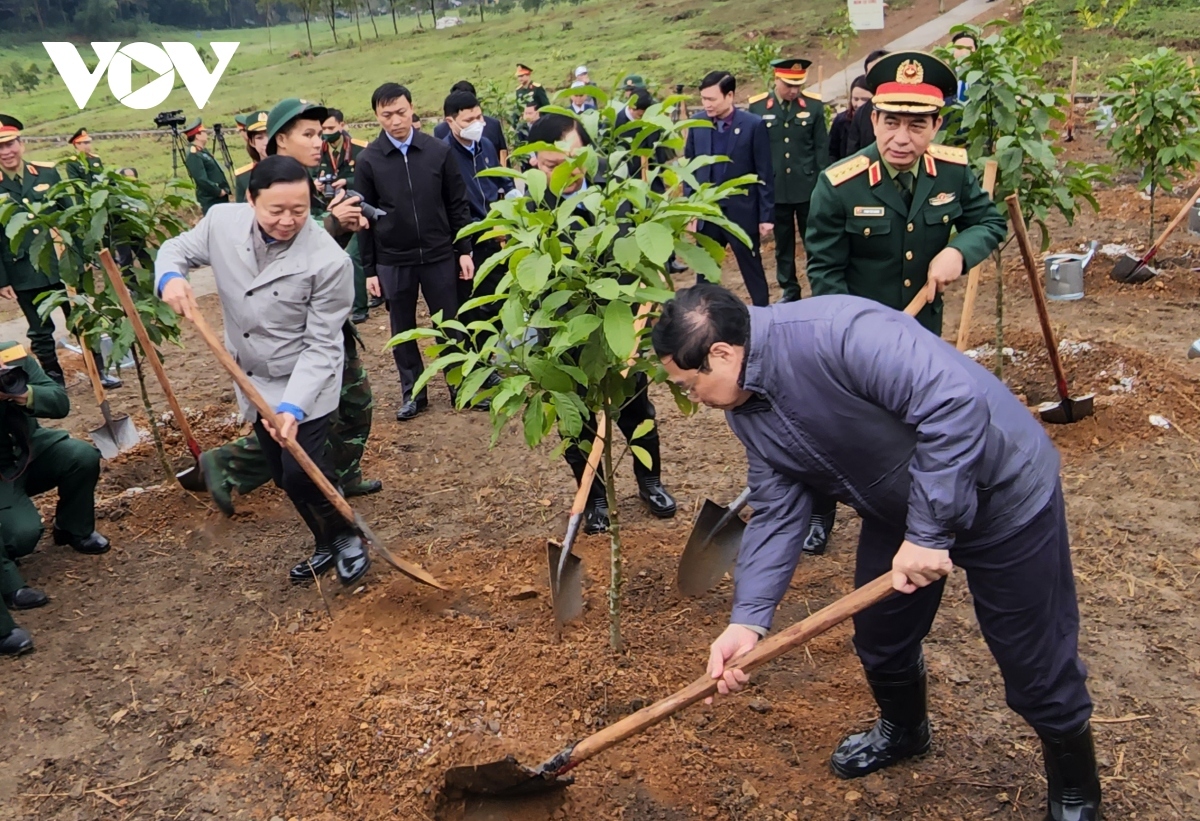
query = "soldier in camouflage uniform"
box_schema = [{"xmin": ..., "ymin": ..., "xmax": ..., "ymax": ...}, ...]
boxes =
[{"xmin": 198, "ymin": 99, "xmax": 380, "ymax": 516}]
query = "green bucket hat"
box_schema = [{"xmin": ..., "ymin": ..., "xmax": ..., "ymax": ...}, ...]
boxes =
[{"xmin": 265, "ymin": 98, "xmax": 328, "ymax": 154}]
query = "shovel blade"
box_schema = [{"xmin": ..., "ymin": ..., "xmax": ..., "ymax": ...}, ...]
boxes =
[
  {"xmin": 1037, "ymin": 394, "xmax": 1095, "ymax": 425},
  {"xmin": 89, "ymin": 411, "xmax": 139, "ymax": 459},
  {"xmin": 88, "ymin": 426, "xmax": 120, "ymax": 460},
  {"xmin": 677, "ymin": 499, "xmax": 746, "ymax": 597},
  {"xmin": 353, "ymin": 512, "xmax": 447, "ymax": 590},
  {"xmin": 1111, "ymin": 255, "xmax": 1157, "ymax": 284},
  {"xmin": 444, "ymin": 755, "xmax": 572, "ymax": 797},
  {"xmin": 547, "ymin": 540, "xmax": 583, "ymax": 626},
  {"xmin": 176, "ymin": 461, "xmax": 206, "ymax": 492}
]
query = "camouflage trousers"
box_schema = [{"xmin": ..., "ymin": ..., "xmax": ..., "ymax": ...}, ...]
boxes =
[{"xmin": 203, "ymin": 324, "xmax": 374, "ymax": 496}]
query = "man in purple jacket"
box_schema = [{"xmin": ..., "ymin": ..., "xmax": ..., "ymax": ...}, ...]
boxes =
[{"xmin": 652, "ymin": 283, "xmax": 1099, "ymax": 821}]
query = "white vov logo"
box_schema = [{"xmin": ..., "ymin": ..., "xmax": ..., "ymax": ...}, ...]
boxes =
[{"xmin": 42, "ymin": 42, "xmax": 239, "ymax": 110}]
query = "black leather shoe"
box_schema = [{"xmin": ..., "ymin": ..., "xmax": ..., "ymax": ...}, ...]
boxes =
[
  {"xmin": 289, "ymin": 545, "xmax": 336, "ymax": 585},
  {"xmin": 367, "ymin": 296, "xmax": 386, "ymax": 309},
  {"xmin": 0, "ymin": 627, "xmax": 33, "ymax": 656},
  {"xmin": 53, "ymin": 528, "xmax": 111, "ymax": 555},
  {"xmin": 638, "ymin": 477, "xmax": 677, "ymax": 519},
  {"xmin": 1040, "ymin": 723, "xmax": 1102, "ymax": 821},
  {"xmin": 3, "ymin": 587, "xmax": 48, "ymax": 610},
  {"xmin": 803, "ymin": 508, "xmax": 836, "ymax": 556},
  {"xmin": 333, "ymin": 532, "xmax": 370, "ymax": 586},
  {"xmin": 396, "ymin": 397, "xmax": 428, "ymax": 421},
  {"xmin": 351, "ymin": 310, "xmax": 369, "ymax": 324},
  {"xmin": 100, "ymin": 372, "xmax": 123, "ymax": 389},
  {"xmin": 583, "ymin": 495, "xmax": 610, "ymax": 535},
  {"xmin": 831, "ymin": 662, "xmax": 931, "ymax": 779},
  {"xmin": 344, "ymin": 478, "xmax": 383, "ymax": 497}
]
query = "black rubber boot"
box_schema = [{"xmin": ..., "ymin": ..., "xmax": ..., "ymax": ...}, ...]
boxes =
[
  {"xmin": 289, "ymin": 503, "xmax": 336, "ymax": 585},
  {"xmin": 830, "ymin": 659, "xmax": 932, "ymax": 778},
  {"xmin": 1039, "ymin": 722, "xmax": 1102, "ymax": 821},
  {"xmin": 304, "ymin": 499, "xmax": 370, "ymax": 586},
  {"xmin": 803, "ymin": 507, "xmax": 836, "ymax": 556},
  {"xmin": 631, "ymin": 433, "xmax": 676, "ymax": 519}
]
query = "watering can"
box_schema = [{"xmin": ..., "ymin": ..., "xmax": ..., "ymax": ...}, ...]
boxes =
[{"xmin": 1044, "ymin": 241, "xmax": 1099, "ymax": 302}]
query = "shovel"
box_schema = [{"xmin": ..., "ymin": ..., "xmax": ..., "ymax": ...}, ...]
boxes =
[
  {"xmin": 549, "ymin": 303, "xmax": 654, "ymax": 627},
  {"xmin": 1111, "ymin": 183, "xmax": 1200, "ymax": 283},
  {"xmin": 444, "ymin": 572, "xmax": 896, "ymax": 797},
  {"xmin": 1007, "ymin": 194, "xmax": 1095, "ymax": 425},
  {"xmin": 187, "ymin": 308, "xmax": 447, "ymax": 590},
  {"xmin": 676, "ymin": 487, "xmax": 750, "ymax": 597},
  {"xmin": 100, "ymin": 250, "xmax": 205, "ymax": 491},
  {"xmin": 79, "ymin": 332, "xmax": 140, "ymax": 459},
  {"xmin": 1189, "ymin": 339, "xmax": 1200, "ymax": 360}
]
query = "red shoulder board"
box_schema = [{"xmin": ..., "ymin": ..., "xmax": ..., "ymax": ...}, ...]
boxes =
[
  {"xmin": 798, "ymin": 97, "xmax": 806, "ymax": 109},
  {"xmin": 26, "ymin": 163, "xmax": 37, "ymax": 176},
  {"xmin": 924, "ymin": 153, "xmax": 937, "ymax": 177},
  {"xmin": 766, "ymin": 97, "xmax": 774, "ymax": 110}
]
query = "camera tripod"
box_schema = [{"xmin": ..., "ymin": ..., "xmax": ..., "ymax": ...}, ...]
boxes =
[
  {"xmin": 211, "ymin": 123, "xmax": 236, "ymax": 179},
  {"xmin": 164, "ymin": 123, "xmax": 190, "ymax": 179}
]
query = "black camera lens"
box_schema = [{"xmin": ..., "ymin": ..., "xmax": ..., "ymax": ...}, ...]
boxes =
[{"xmin": 0, "ymin": 365, "xmax": 28, "ymax": 396}]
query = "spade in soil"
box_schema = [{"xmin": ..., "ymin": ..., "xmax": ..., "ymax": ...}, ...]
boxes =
[
  {"xmin": 444, "ymin": 573, "xmax": 895, "ymax": 797},
  {"xmin": 1110, "ymin": 183, "xmax": 1200, "ymax": 284},
  {"xmin": 676, "ymin": 487, "xmax": 749, "ymax": 597}
]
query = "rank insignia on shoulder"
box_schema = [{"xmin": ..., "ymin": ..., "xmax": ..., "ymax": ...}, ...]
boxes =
[
  {"xmin": 853, "ymin": 206, "xmax": 886, "ymax": 217},
  {"xmin": 0, "ymin": 344, "xmax": 28, "ymax": 364},
  {"xmin": 749, "ymin": 92, "xmax": 769, "ymax": 105},
  {"xmin": 825, "ymin": 155, "xmax": 869, "ymax": 186},
  {"xmin": 928, "ymin": 192, "xmax": 957, "ymax": 206},
  {"xmin": 926, "ymin": 143, "xmax": 969, "ymax": 165}
]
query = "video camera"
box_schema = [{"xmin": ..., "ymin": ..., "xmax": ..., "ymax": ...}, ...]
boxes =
[
  {"xmin": 315, "ymin": 173, "xmax": 386, "ymax": 224},
  {"xmin": 154, "ymin": 110, "xmax": 186, "ymax": 129},
  {"xmin": 0, "ymin": 364, "xmax": 28, "ymax": 397}
]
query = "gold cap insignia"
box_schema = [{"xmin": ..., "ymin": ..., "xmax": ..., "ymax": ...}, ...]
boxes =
[{"xmin": 897, "ymin": 60, "xmax": 924, "ymax": 85}]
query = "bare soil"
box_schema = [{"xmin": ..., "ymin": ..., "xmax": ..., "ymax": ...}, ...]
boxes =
[{"xmin": 3, "ymin": 123, "xmax": 1200, "ymax": 820}]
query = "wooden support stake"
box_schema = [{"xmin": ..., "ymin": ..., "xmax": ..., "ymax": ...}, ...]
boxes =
[
  {"xmin": 956, "ymin": 160, "xmax": 999, "ymax": 352},
  {"xmin": 1065, "ymin": 56, "xmax": 1079, "ymax": 141}
]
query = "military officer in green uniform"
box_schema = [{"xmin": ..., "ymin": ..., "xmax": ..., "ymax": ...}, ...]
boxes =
[
  {"xmin": 802, "ymin": 51, "xmax": 1007, "ymax": 557},
  {"xmin": 514, "ymin": 64, "xmax": 550, "ymax": 112},
  {"xmin": 233, "ymin": 110, "xmax": 269, "ymax": 204},
  {"xmin": 183, "ymin": 119, "xmax": 230, "ymax": 214},
  {"xmin": 621, "ymin": 74, "xmax": 648, "ymax": 99},
  {"xmin": 748, "ymin": 58, "xmax": 829, "ymax": 302},
  {"xmin": 64, "ymin": 128, "xmax": 104, "ymax": 182},
  {"xmin": 318, "ymin": 107, "xmax": 376, "ymax": 322},
  {"xmin": 196, "ymin": 99, "xmax": 380, "ymax": 536},
  {"xmin": 0, "ymin": 114, "xmax": 77, "ymax": 386},
  {"xmin": 1, "ymin": 340, "xmax": 110, "ymax": 620}
]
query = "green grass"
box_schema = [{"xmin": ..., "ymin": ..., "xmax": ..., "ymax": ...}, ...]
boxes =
[{"xmin": 1, "ymin": 0, "xmax": 849, "ymax": 183}]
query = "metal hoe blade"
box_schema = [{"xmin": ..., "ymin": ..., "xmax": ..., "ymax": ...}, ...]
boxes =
[
  {"xmin": 677, "ymin": 498, "xmax": 747, "ymax": 596},
  {"xmin": 1037, "ymin": 394, "xmax": 1095, "ymax": 425},
  {"xmin": 547, "ymin": 539, "xmax": 583, "ymax": 626},
  {"xmin": 444, "ymin": 754, "xmax": 573, "ymax": 798},
  {"xmin": 1110, "ymin": 255, "xmax": 1157, "ymax": 284}
]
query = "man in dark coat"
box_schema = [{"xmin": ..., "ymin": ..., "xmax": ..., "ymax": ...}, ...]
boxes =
[
  {"xmin": 684, "ymin": 71, "xmax": 775, "ymax": 306},
  {"xmin": 653, "ymin": 283, "xmax": 1100, "ymax": 821}
]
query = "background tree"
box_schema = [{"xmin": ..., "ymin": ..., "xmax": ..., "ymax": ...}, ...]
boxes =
[
  {"xmin": 1100, "ymin": 47, "xmax": 1200, "ymax": 244},
  {"xmin": 390, "ymin": 91, "xmax": 753, "ymax": 650},
  {"xmin": 323, "ymin": 0, "xmax": 339, "ymax": 45},
  {"xmin": 291, "ymin": 0, "xmax": 319, "ymax": 57},
  {"xmin": 0, "ymin": 170, "xmax": 194, "ymax": 480},
  {"xmin": 945, "ymin": 17, "xmax": 1106, "ymax": 377},
  {"xmin": 428, "ymin": 0, "xmax": 437, "ymax": 25},
  {"xmin": 257, "ymin": 0, "xmax": 274, "ymax": 52},
  {"xmin": 741, "ymin": 34, "xmax": 781, "ymax": 92}
]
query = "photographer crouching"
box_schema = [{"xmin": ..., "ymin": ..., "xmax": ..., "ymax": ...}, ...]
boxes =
[{"xmin": 1, "ymin": 340, "xmax": 111, "ymax": 656}]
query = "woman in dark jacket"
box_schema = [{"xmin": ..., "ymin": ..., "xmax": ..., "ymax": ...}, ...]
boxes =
[{"xmin": 828, "ymin": 75, "xmax": 873, "ymax": 162}]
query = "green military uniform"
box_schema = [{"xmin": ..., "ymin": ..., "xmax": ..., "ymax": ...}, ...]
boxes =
[
  {"xmin": 64, "ymin": 152, "xmax": 103, "ymax": 182},
  {"xmin": 748, "ymin": 58, "xmax": 830, "ymax": 302},
  {"xmin": 183, "ymin": 119, "xmax": 230, "ymax": 214},
  {"xmin": 0, "ymin": 158, "xmax": 75, "ymax": 378},
  {"xmin": 0, "ymin": 341, "xmax": 101, "ymax": 596},
  {"xmin": 198, "ymin": 98, "xmax": 376, "ymax": 514},
  {"xmin": 804, "ymin": 52, "xmax": 1006, "ymax": 335},
  {"xmin": 234, "ymin": 161, "xmax": 254, "ymax": 204},
  {"xmin": 317, "ymin": 132, "xmax": 372, "ymax": 318},
  {"xmin": 233, "ymin": 109, "xmax": 270, "ymax": 205},
  {"xmin": 515, "ymin": 63, "xmax": 550, "ymax": 111}
]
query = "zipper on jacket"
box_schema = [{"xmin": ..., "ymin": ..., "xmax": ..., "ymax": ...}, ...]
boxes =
[{"xmin": 401, "ymin": 151, "xmax": 424, "ymax": 264}]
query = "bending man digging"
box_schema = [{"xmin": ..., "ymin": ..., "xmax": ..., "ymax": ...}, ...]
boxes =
[{"xmin": 653, "ymin": 283, "xmax": 1099, "ymax": 821}]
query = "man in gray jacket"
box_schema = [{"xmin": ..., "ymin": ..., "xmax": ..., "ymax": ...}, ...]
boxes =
[
  {"xmin": 652, "ymin": 283, "xmax": 1099, "ymax": 821},
  {"xmin": 156, "ymin": 155, "xmax": 369, "ymax": 587}
]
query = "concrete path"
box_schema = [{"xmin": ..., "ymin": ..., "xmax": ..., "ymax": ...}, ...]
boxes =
[{"xmin": 812, "ymin": 0, "xmax": 999, "ymax": 102}]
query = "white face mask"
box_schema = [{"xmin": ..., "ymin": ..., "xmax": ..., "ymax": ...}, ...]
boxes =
[{"xmin": 459, "ymin": 120, "xmax": 486, "ymax": 143}]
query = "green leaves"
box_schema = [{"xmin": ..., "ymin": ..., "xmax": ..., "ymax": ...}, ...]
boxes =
[
  {"xmin": 603, "ymin": 300, "xmax": 636, "ymax": 360},
  {"xmin": 634, "ymin": 222, "xmax": 674, "ymax": 265},
  {"xmin": 515, "ymin": 251, "xmax": 553, "ymax": 293}
]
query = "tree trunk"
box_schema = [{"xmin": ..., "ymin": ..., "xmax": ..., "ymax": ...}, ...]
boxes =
[
  {"xmin": 266, "ymin": 0, "xmax": 273, "ymax": 53},
  {"xmin": 602, "ymin": 408, "xmax": 624, "ymax": 653},
  {"xmin": 479, "ymin": 0, "xmax": 484, "ymax": 23},
  {"xmin": 304, "ymin": 13, "xmax": 315, "ymax": 58},
  {"xmin": 32, "ymin": 0, "xmax": 45, "ymax": 30},
  {"xmin": 993, "ymin": 246, "xmax": 1004, "ymax": 379},
  {"xmin": 326, "ymin": 0, "xmax": 339, "ymax": 44},
  {"xmin": 389, "ymin": 0, "xmax": 398, "ymax": 33},
  {"xmin": 429, "ymin": 0, "xmax": 438, "ymax": 25},
  {"xmin": 1148, "ymin": 179, "xmax": 1156, "ymax": 247},
  {"xmin": 353, "ymin": 2, "xmax": 364, "ymax": 48},
  {"xmin": 226, "ymin": 0, "xmax": 234, "ymax": 28},
  {"xmin": 131, "ymin": 349, "xmax": 175, "ymax": 484},
  {"xmin": 368, "ymin": 0, "xmax": 380, "ymax": 37}
]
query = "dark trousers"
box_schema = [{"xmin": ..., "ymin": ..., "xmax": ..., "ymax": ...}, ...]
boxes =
[
  {"xmin": 851, "ymin": 483, "xmax": 1092, "ymax": 734},
  {"xmin": 0, "ymin": 436, "xmax": 101, "ymax": 595},
  {"xmin": 563, "ymin": 376, "xmax": 660, "ymax": 500},
  {"xmin": 457, "ymin": 239, "xmax": 505, "ymax": 345},
  {"xmin": 378, "ymin": 259, "xmax": 460, "ymax": 402},
  {"xmin": 697, "ymin": 222, "xmax": 769, "ymax": 307},
  {"xmin": 16, "ymin": 285, "xmax": 64, "ymax": 375},
  {"xmin": 251, "ymin": 412, "xmax": 335, "ymax": 510},
  {"xmin": 773, "ymin": 201, "xmax": 811, "ymax": 302}
]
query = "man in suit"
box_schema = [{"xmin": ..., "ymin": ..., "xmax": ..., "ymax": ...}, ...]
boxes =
[
  {"xmin": 748, "ymin": 58, "xmax": 829, "ymax": 302},
  {"xmin": 64, "ymin": 128, "xmax": 104, "ymax": 182},
  {"xmin": 157, "ymin": 155, "xmax": 370, "ymax": 588},
  {"xmin": 2, "ymin": 337, "xmax": 110, "ymax": 624},
  {"xmin": 801, "ymin": 51, "xmax": 1006, "ymax": 558},
  {"xmin": 183, "ymin": 119, "xmax": 230, "ymax": 214},
  {"xmin": 684, "ymin": 71, "xmax": 775, "ymax": 306}
]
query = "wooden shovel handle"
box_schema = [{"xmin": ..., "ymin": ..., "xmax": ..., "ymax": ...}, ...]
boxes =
[
  {"xmin": 1006, "ymin": 194, "xmax": 1071, "ymax": 401},
  {"xmin": 955, "ymin": 160, "xmax": 998, "ymax": 352},
  {"xmin": 568, "ymin": 302, "xmax": 654, "ymax": 517},
  {"xmin": 100, "ymin": 250, "xmax": 201, "ymax": 458},
  {"xmin": 1138, "ymin": 182, "xmax": 1200, "ymax": 266},
  {"xmin": 187, "ymin": 309, "xmax": 358, "ymax": 528},
  {"xmin": 565, "ymin": 573, "xmax": 895, "ymax": 768},
  {"xmin": 78, "ymin": 330, "xmax": 108, "ymax": 407}
]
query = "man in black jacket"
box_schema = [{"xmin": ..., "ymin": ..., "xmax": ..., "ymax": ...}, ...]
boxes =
[
  {"xmin": 357, "ymin": 83, "xmax": 475, "ymax": 421},
  {"xmin": 845, "ymin": 50, "xmax": 890, "ymax": 156},
  {"xmin": 433, "ymin": 81, "xmax": 509, "ymax": 167}
]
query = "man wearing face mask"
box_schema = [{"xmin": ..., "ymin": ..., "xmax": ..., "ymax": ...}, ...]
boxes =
[
  {"xmin": 157, "ymin": 155, "xmax": 370, "ymax": 588},
  {"xmin": 192, "ymin": 99, "xmax": 382, "ymax": 577},
  {"xmin": 319, "ymin": 107, "xmax": 376, "ymax": 323}
]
